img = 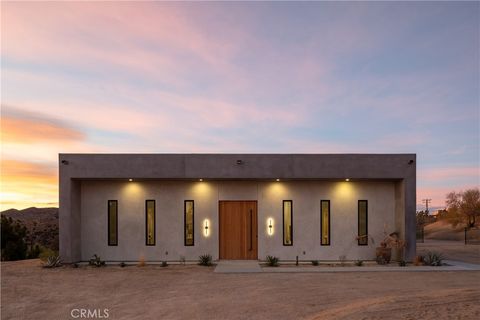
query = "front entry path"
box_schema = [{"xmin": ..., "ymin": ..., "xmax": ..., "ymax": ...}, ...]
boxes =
[{"xmin": 214, "ymin": 260, "xmax": 262, "ymax": 273}]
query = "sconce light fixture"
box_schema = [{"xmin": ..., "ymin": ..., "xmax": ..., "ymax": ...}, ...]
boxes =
[
  {"xmin": 199, "ymin": 178, "xmax": 203, "ymax": 182},
  {"xmin": 203, "ymin": 219, "xmax": 210, "ymax": 237},
  {"xmin": 267, "ymin": 218, "xmax": 274, "ymax": 235},
  {"xmin": 345, "ymin": 178, "xmax": 350, "ymax": 182},
  {"xmin": 128, "ymin": 179, "xmax": 133, "ymax": 182}
]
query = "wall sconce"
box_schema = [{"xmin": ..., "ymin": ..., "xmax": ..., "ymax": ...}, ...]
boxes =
[
  {"xmin": 267, "ymin": 218, "xmax": 274, "ymax": 236},
  {"xmin": 203, "ymin": 219, "xmax": 210, "ymax": 237}
]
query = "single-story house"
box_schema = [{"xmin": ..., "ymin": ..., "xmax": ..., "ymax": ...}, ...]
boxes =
[{"xmin": 59, "ymin": 153, "xmax": 416, "ymax": 263}]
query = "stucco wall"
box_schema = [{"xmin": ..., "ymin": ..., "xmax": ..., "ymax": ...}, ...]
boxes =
[{"xmin": 80, "ymin": 180, "xmax": 396, "ymax": 262}]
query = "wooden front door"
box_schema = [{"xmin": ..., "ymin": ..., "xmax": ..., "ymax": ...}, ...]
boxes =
[{"xmin": 219, "ymin": 201, "xmax": 258, "ymax": 260}]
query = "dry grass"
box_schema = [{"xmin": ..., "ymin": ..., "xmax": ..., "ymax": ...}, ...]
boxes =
[{"xmin": 1, "ymin": 259, "xmax": 479, "ymax": 320}]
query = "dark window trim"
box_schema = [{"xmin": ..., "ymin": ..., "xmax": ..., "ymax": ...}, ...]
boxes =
[
  {"xmin": 145, "ymin": 199, "xmax": 156, "ymax": 246},
  {"xmin": 283, "ymin": 200, "xmax": 293, "ymax": 246},
  {"xmin": 320, "ymin": 200, "xmax": 331, "ymax": 246},
  {"xmin": 107, "ymin": 200, "xmax": 118, "ymax": 246},
  {"xmin": 184, "ymin": 200, "xmax": 195, "ymax": 246},
  {"xmin": 358, "ymin": 200, "xmax": 368, "ymax": 246}
]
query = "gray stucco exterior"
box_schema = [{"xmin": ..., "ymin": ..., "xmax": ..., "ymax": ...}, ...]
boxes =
[{"xmin": 59, "ymin": 153, "xmax": 416, "ymax": 263}]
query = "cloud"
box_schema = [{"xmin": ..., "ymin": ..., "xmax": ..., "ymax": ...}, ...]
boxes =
[
  {"xmin": 0, "ymin": 159, "xmax": 58, "ymax": 210},
  {"xmin": 1, "ymin": 106, "xmax": 85, "ymax": 144}
]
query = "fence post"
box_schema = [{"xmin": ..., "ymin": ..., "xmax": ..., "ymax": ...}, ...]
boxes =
[
  {"xmin": 465, "ymin": 227, "xmax": 467, "ymax": 245},
  {"xmin": 422, "ymin": 227, "xmax": 424, "ymax": 243}
]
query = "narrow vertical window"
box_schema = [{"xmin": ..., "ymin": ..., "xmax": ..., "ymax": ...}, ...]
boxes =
[
  {"xmin": 184, "ymin": 200, "xmax": 194, "ymax": 246},
  {"xmin": 108, "ymin": 200, "xmax": 118, "ymax": 246},
  {"xmin": 146, "ymin": 200, "xmax": 155, "ymax": 246},
  {"xmin": 321, "ymin": 200, "xmax": 330, "ymax": 245},
  {"xmin": 283, "ymin": 200, "xmax": 293, "ymax": 246},
  {"xmin": 358, "ymin": 200, "xmax": 368, "ymax": 245}
]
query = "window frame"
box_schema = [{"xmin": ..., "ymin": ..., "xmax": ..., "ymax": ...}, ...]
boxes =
[
  {"xmin": 184, "ymin": 200, "xmax": 195, "ymax": 246},
  {"xmin": 357, "ymin": 200, "xmax": 368, "ymax": 246},
  {"xmin": 145, "ymin": 199, "xmax": 156, "ymax": 246},
  {"xmin": 320, "ymin": 200, "xmax": 331, "ymax": 246},
  {"xmin": 107, "ymin": 200, "xmax": 118, "ymax": 246},
  {"xmin": 282, "ymin": 200, "xmax": 293, "ymax": 246}
]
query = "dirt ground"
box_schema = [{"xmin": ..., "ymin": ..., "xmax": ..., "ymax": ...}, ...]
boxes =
[{"xmin": 417, "ymin": 239, "xmax": 480, "ymax": 264}]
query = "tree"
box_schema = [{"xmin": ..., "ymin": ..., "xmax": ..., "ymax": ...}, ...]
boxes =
[
  {"xmin": 1, "ymin": 216, "xmax": 28, "ymax": 261},
  {"xmin": 445, "ymin": 188, "xmax": 480, "ymax": 228}
]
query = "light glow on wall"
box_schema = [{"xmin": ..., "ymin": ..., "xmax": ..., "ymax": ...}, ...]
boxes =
[
  {"xmin": 267, "ymin": 217, "xmax": 274, "ymax": 235},
  {"xmin": 334, "ymin": 181, "xmax": 355, "ymax": 199},
  {"xmin": 203, "ymin": 219, "xmax": 210, "ymax": 237}
]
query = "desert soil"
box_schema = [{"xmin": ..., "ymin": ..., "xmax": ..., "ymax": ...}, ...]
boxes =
[{"xmin": 1, "ymin": 258, "xmax": 479, "ymax": 320}]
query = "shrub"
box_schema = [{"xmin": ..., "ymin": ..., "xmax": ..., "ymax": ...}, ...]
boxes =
[
  {"xmin": 423, "ymin": 251, "xmax": 444, "ymax": 266},
  {"xmin": 376, "ymin": 256, "xmax": 387, "ymax": 265},
  {"xmin": 1, "ymin": 216, "xmax": 28, "ymax": 261},
  {"xmin": 119, "ymin": 262, "xmax": 126, "ymax": 268},
  {"xmin": 39, "ymin": 247, "xmax": 57, "ymax": 262},
  {"xmin": 161, "ymin": 261, "xmax": 168, "ymax": 267},
  {"xmin": 198, "ymin": 254, "xmax": 213, "ymax": 266},
  {"xmin": 266, "ymin": 255, "xmax": 279, "ymax": 267},
  {"xmin": 355, "ymin": 260, "xmax": 364, "ymax": 266},
  {"xmin": 89, "ymin": 254, "xmax": 106, "ymax": 267},
  {"xmin": 311, "ymin": 260, "xmax": 319, "ymax": 266},
  {"xmin": 43, "ymin": 255, "xmax": 62, "ymax": 268},
  {"xmin": 27, "ymin": 244, "xmax": 41, "ymax": 259},
  {"xmin": 398, "ymin": 260, "xmax": 407, "ymax": 267}
]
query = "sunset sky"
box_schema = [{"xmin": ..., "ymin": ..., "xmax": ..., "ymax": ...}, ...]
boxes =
[{"xmin": 1, "ymin": 1, "xmax": 478, "ymax": 211}]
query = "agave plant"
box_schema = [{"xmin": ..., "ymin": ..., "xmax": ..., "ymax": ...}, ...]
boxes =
[
  {"xmin": 198, "ymin": 254, "xmax": 213, "ymax": 266},
  {"xmin": 43, "ymin": 255, "xmax": 62, "ymax": 268},
  {"xmin": 266, "ymin": 255, "xmax": 279, "ymax": 267},
  {"xmin": 423, "ymin": 251, "xmax": 444, "ymax": 266},
  {"xmin": 89, "ymin": 254, "xmax": 106, "ymax": 267}
]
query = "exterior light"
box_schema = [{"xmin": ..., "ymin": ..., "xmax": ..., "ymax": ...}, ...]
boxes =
[
  {"xmin": 345, "ymin": 178, "xmax": 350, "ymax": 182},
  {"xmin": 61, "ymin": 160, "xmax": 69, "ymax": 165},
  {"xmin": 267, "ymin": 218, "xmax": 274, "ymax": 235},
  {"xmin": 128, "ymin": 179, "xmax": 133, "ymax": 182},
  {"xmin": 199, "ymin": 178, "xmax": 203, "ymax": 182},
  {"xmin": 203, "ymin": 219, "xmax": 210, "ymax": 237},
  {"xmin": 276, "ymin": 179, "xmax": 280, "ymax": 182}
]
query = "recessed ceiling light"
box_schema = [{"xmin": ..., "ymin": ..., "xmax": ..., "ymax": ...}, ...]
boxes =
[
  {"xmin": 128, "ymin": 179, "xmax": 133, "ymax": 182},
  {"xmin": 345, "ymin": 178, "xmax": 350, "ymax": 182},
  {"xmin": 276, "ymin": 179, "xmax": 280, "ymax": 182},
  {"xmin": 199, "ymin": 178, "xmax": 203, "ymax": 182}
]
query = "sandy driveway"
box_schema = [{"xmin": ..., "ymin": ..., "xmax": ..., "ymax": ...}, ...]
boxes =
[{"xmin": 1, "ymin": 259, "xmax": 479, "ymax": 320}]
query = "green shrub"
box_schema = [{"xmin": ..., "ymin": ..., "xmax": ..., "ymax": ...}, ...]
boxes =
[
  {"xmin": 198, "ymin": 254, "xmax": 213, "ymax": 266},
  {"xmin": 89, "ymin": 254, "xmax": 106, "ymax": 267},
  {"xmin": 266, "ymin": 255, "xmax": 279, "ymax": 267},
  {"xmin": 423, "ymin": 251, "xmax": 444, "ymax": 266},
  {"xmin": 355, "ymin": 260, "xmax": 364, "ymax": 266},
  {"xmin": 311, "ymin": 260, "xmax": 319, "ymax": 266},
  {"xmin": 43, "ymin": 255, "xmax": 62, "ymax": 268}
]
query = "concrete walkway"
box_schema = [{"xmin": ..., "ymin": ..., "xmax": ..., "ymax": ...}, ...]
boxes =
[
  {"xmin": 214, "ymin": 260, "xmax": 263, "ymax": 273},
  {"xmin": 214, "ymin": 260, "xmax": 480, "ymax": 273}
]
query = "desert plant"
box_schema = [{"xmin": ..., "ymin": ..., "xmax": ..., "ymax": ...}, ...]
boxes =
[
  {"xmin": 161, "ymin": 261, "xmax": 168, "ymax": 267},
  {"xmin": 1, "ymin": 216, "xmax": 28, "ymax": 261},
  {"xmin": 398, "ymin": 260, "xmax": 407, "ymax": 267},
  {"xmin": 198, "ymin": 254, "xmax": 213, "ymax": 266},
  {"xmin": 311, "ymin": 260, "xmax": 319, "ymax": 266},
  {"xmin": 43, "ymin": 255, "xmax": 62, "ymax": 268},
  {"xmin": 355, "ymin": 260, "xmax": 364, "ymax": 266},
  {"xmin": 376, "ymin": 255, "xmax": 387, "ymax": 265},
  {"xmin": 266, "ymin": 255, "xmax": 279, "ymax": 267},
  {"xmin": 89, "ymin": 254, "xmax": 106, "ymax": 267},
  {"xmin": 423, "ymin": 251, "xmax": 444, "ymax": 266},
  {"xmin": 39, "ymin": 247, "xmax": 57, "ymax": 262},
  {"xmin": 119, "ymin": 262, "xmax": 126, "ymax": 268}
]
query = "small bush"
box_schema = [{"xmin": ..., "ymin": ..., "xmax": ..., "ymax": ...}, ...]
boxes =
[
  {"xmin": 311, "ymin": 260, "xmax": 319, "ymax": 266},
  {"xmin": 43, "ymin": 255, "xmax": 62, "ymax": 268},
  {"xmin": 423, "ymin": 251, "xmax": 444, "ymax": 266},
  {"xmin": 39, "ymin": 247, "xmax": 57, "ymax": 262},
  {"xmin": 161, "ymin": 261, "xmax": 168, "ymax": 267},
  {"xmin": 355, "ymin": 260, "xmax": 364, "ymax": 266},
  {"xmin": 198, "ymin": 254, "xmax": 213, "ymax": 266},
  {"xmin": 89, "ymin": 254, "xmax": 106, "ymax": 267},
  {"xmin": 398, "ymin": 260, "xmax": 407, "ymax": 267},
  {"xmin": 266, "ymin": 255, "xmax": 279, "ymax": 267},
  {"xmin": 119, "ymin": 262, "xmax": 126, "ymax": 268}
]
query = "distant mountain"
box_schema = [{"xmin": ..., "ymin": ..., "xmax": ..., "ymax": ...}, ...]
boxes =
[{"xmin": 1, "ymin": 207, "xmax": 59, "ymax": 250}]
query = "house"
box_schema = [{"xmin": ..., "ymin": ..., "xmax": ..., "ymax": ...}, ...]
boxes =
[{"xmin": 59, "ymin": 154, "xmax": 416, "ymax": 263}]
